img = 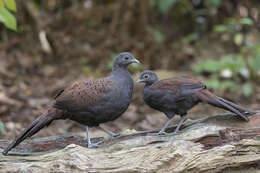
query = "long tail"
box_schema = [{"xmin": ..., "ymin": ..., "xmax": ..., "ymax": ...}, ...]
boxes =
[
  {"xmin": 196, "ymin": 89, "xmax": 256, "ymax": 122},
  {"xmin": 2, "ymin": 108, "xmax": 62, "ymax": 155}
]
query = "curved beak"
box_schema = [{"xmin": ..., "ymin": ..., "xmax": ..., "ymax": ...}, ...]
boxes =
[
  {"xmin": 131, "ymin": 58, "xmax": 140, "ymax": 64},
  {"xmin": 136, "ymin": 79, "xmax": 143, "ymax": 83}
]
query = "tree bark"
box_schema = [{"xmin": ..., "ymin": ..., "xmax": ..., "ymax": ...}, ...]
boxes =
[{"xmin": 1, "ymin": 112, "xmax": 260, "ymax": 173}]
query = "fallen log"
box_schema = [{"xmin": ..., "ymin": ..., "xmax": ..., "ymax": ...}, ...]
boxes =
[{"xmin": 0, "ymin": 112, "xmax": 260, "ymax": 173}]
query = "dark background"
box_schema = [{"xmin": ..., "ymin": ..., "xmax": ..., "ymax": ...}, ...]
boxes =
[{"xmin": 0, "ymin": 0, "xmax": 259, "ymax": 139}]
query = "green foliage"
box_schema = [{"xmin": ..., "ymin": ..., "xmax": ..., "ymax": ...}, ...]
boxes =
[
  {"xmin": 194, "ymin": 16, "xmax": 258, "ymax": 97},
  {"xmin": 193, "ymin": 56, "xmax": 245, "ymax": 74},
  {"xmin": 183, "ymin": 33, "xmax": 199, "ymax": 43},
  {"xmin": 214, "ymin": 17, "xmax": 254, "ymax": 46},
  {"xmin": 151, "ymin": 28, "xmax": 165, "ymax": 44},
  {"xmin": 82, "ymin": 66, "xmax": 91, "ymax": 75},
  {"xmin": 0, "ymin": 0, "xmax": 17, "ymax": 31},
  {"xmin": 204, "ymin": 0, "xmax": 222, "ymax": 7},
  {"xmin": 250, "ymin": 43, "xmax": 260, "ymax": 71},
  {"xmin": 214, "ymin": 17, "xmax": 253, "ymax": 35},
  {"xmin": 150, "ymin": 0, "xmax": 179, "ymax": 14},
  {"xmin": 107, "ymin": 53, "xmax": 118, "ymax": 70},
  {"xmin": 0, "ymin": 121, "xmax": 4, "ymax": 135},
  {"xmin": 4, "ymin": 0, "xmax": 16, "ymax": 12},
  {"xmin": 193, "ymin": 44, "xmax": 260, "ymax": 97},
  {"xmin": 205, "ymin": 77, "xmax": 238, "ymax": 92},
  {"xmin": 242, "ymin": 83, "xmax": 253, "ymax": 97}
]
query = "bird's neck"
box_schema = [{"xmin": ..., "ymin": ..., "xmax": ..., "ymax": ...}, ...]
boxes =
[
  {"xmin": 110, "ymin": 66, "xmax": 131, "ymax": 80},
  {"xmin": 144, "ymin": 81, "xmax": 156, "ymax": 88}
]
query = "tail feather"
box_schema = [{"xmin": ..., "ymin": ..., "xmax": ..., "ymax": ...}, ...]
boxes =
[
  {"xmin": 197, "ymin": 90, "xmax": 250, "ymax": 122},
  {"xmin": 217, "ymin": 96, "xmax": 256, "ymax": 114},
  {"xmin": 2, "ymin": 108, "xmax": 60, "ymax": 155}
]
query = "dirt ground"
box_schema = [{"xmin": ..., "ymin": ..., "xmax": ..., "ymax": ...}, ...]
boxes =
[{"xmin": 0, "ymin": 67, "xmax": 258, "ymax": 140}]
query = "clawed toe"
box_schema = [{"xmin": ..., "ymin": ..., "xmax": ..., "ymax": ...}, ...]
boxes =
[
  {"xmin": 164, "ymin": 132, "xmax": 178, "ymax": 136},
  {"xmin": 87, "ymin": 141, "xmax": 103, "ymax": 148},
  {"xmin": 147, "ymin": 131, "xmax": 178, "ymax": 136},
  {"xmin": 158, "ymin": 131, "xmax": 167, "ymax": 136},
  {"xmin": 147, "ymin": 131, "xmax": 166, "ymax": 136},
  {"xmin": 111, "ymin": 133, "xmax": 120, "ymax": 138}
]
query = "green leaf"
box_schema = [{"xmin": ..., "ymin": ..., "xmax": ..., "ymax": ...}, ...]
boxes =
[
  {"xmin": 205, "ymin": 78, "xmax": 220, "ymax": 90},
  {"xmin": 183, "ymin": 33, "xmax": 198, "ymax": 43},
  {"xmin": 4, "ymin": 0, "xmax": 16, "ymax": 12},
  {"xmin": 158, "ymin": 0, "xmax": 178, "ymax": 14},
  {"xmin": 151, "ymin": 28, "xmax": 165, "ymax": 44},
  {"xmin": 82, "ymin": 66, "xmax": 91, "ymax": 75},
  {"xmin": 242, "ymin": 83, "xmax": 253, "ymax": 97},
  {"xmin": 251, "ymin": 56, "xmax": 260, "ymax": 71},
  {"xmin": 0, "ymin": 6, "xmax": 17, "ymax": 31},
  {"xmin": 107, "ymin": 53, "xmax": 117, "ymax": 69},
  {"xmin": 0, "ymin": 121, "xmax": 4, "ymax": 134},
  {"xmin": 234, "ymin": 33, "xmax": 243, "ymax": 46},
  {"xmin": 239, "ymin": 17, "xmax": 253, "ymax": 25},
  {"xmin": 193, "ymin": 60, "xmax": 221, "ymax": 73},
  {"xmin": 0, "ymin": 0, "xmax": 4, "ymax": 7},
  {"xmin": 219, "ymin": 81, "xmax": 238, "ymax": 92},
  {"xmin": 205, "ymin": 0, "xmax": 221, "ymax": 7},
  {"xmin": 214, "ymin": 25, "xmax": 230, "ymax": 33},
  {"xmin": 205, "ymin": 78, "xmax": 238, "ymax": 92}
]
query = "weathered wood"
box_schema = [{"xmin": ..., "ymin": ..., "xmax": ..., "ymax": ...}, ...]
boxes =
[{"xmin": 0, "ymin": 112, "xmax": 260, "ymax": 173}]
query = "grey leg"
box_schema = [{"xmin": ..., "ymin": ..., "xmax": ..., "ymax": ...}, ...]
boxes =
[
  {"xmin": 85, "ymin": 126, "xmax": 102, "ymax": 148},
  {"xmin": 157, "ymin": 117, "xmax": 175, "ymax": 135},
  {"xmin": 166, "ymin": 115, "xmax": 186, "ymax": 136},
  {"xmin": 98, "ymin": 126, "xmax": 120, "ymax": 137},
  {"xmin": 86, "ymin": 126, "xmax": 91, "ymax": 146}
]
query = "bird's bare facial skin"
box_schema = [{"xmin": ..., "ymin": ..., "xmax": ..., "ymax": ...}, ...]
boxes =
[
  {"xmin": 143, "ymin": 74, "xmax": 149, "ymax": 81},
  {"xmin": 137, "ymin": 73, "xmax": 149, "ymax": 83},
  {"xmin": 137, "ymin": 70, "xmax": 158, "ymax": 84}
]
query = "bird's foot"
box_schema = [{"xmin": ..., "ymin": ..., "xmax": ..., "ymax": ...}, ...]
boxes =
[
  {"xmin": 98, "ymin": 126, "xmax": 120, "ymax": 138},
  {"xmin": 87, "ymin": 141, "xmax": 103, "ymax": 148},
  {"xmin": 110, "ymin": 132, "xmax": 120, "ymax": 138},
  {"xmin": 147, "ymin": 131, "xmax": 166, "ymax": 136},
  {"xmin": 106, "ymin": 130, "xmax": 120, "ymax": 138},
  {"xmin": 157, "ymin": 131, "xmax": 167, "ymax": 136},
  {"xmin": 164, "ymin": 132, "xmax": 178, "ymax": 136},
  {"xmin": 147, "ymin": 131, "xmax": 178, "ymax": 136}
]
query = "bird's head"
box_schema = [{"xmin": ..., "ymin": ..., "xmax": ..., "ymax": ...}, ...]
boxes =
[
  {"xmin": 113, "ymin": 52, "xmax": 140, "ymax": 69},
  {"xmin": 137, "ymin": 70, "xmax": 158, "ymax": 85}
]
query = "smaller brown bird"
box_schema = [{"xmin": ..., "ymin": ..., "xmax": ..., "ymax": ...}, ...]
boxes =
[{"xmin": 137, "ymin": 70, "xmax": 256, "ymax": 136}]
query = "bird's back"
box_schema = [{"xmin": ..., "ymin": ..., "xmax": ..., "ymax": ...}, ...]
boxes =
[
  {"xmin": 54, "ymin": 70, "xmax": 134, "ymax": 126},
  {"xmin": 143, "ymin": 77, "xmax": 205, "ymax": 115}
]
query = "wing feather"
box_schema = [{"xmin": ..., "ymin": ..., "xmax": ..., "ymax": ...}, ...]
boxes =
[
  {"xmin": 151, "ymin": 77, "xmax": 206, "ymax": 97},
  {"xmin": 53, "ymin": 78, "xmax": 115, "ymax": 112}
]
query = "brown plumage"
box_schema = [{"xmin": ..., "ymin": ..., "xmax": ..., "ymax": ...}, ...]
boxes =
[
  {"xmin": 137, "ymin": 70, "xmax": 256, "ymax": 136},
  {"xmin": 54, "ymin": 79, "xmax": 115, "ymax": 112},
  {"xmin": 3, "ymin": 52, "xmax": 140, "ymax": 155}
]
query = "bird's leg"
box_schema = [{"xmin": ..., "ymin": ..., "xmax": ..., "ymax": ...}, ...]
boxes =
[
  {"xmin": 85, "ymin": 126, "xmax": 102, "ymax": 148},
  {"xmin": 157, "ymin": 115, "xmax": 175, "ymax": 135},
  {"xmin": 147, "ymin": 113, "xmax": 175, "ymax": 136},
  {"xmin": 98, "ymin": 126, "xmax": 120, "ymax": 137},
  {"xmin": 166, "ymin": 115, "xmax": 186, "ymax": 136}
]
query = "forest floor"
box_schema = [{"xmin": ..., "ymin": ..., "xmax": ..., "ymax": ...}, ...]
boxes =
[
  {"xmin": 0, "ymin": 0, "xmax": 259, "ymax": 141},
  {"xmin": 0, "ymin": 63, "xmax": 258, "ymax": 141}
]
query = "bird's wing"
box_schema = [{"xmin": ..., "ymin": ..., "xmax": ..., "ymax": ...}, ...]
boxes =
[
  {"xmin": 151, "ymin": 78, "xmax": 206, "ymax": 97},
  {"xmin": 53, "ymin": 78, "xmax": 115, "ymax": 112}
]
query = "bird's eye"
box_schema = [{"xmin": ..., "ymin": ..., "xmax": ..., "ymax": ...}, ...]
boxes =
[
  {"xmin": 144, "ymin": 75, "xmax": 149, "ymax": 78},
  {"xmin": 125, "ymin": 57, "xmax": 129, "ymax": 60}
]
